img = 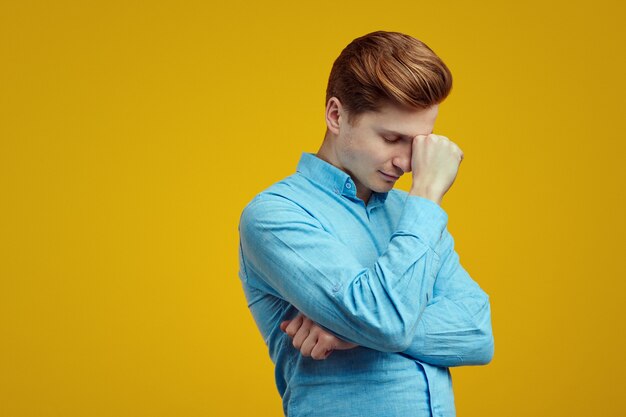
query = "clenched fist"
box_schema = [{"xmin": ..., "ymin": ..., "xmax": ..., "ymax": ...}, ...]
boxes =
[{"xmin": 410, "ymin": 134, "xmax": 464, "ymax": 205}]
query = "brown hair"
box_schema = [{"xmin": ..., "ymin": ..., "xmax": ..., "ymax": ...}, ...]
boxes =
[{"xmin": 326, "ymin": 31, "xmax": 453, "ymax": 123}]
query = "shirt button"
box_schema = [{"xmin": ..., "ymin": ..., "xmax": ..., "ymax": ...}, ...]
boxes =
[{"xmin": 345, "ymin": 183, "xmax": 352, "ymax": 189}]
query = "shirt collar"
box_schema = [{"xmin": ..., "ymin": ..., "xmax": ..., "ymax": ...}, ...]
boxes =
[{"xmin": 296, "ymin": 152, "xmax": 389, "ymax": 205}]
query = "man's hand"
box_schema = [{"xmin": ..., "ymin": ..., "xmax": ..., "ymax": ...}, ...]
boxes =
[
  {"xmin": 280, "ymin": 314, "xmax": 358, "ymax": 360},
  {"xmin": 410, "ymin": 134, "xmax": 464, "ymax": 205}
]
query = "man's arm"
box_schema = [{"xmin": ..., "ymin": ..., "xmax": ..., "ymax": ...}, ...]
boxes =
[
  {"xmin": 280, "ymin": 229, "xmax": 494, "ymax": 366},
  {"xmin": 239, "ymin": 194, "xmax": 446, "ymax": 352},
  {"xmin": 400, "ymin": 229, "xmax": 494, "ymax": 366}
]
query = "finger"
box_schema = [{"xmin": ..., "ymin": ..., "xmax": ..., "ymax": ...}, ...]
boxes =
[
  {"xmin": 279, "ymin": 320, "xmax": 291, "ymax": 332},
  {"xmin": 310, "ymin": 333, "xmax": 335, "ymax": 360},
  {"xmin": 311, "ymin": 341, "xmax": 333, "ymax": 360},
  {"xmin": 414, "ymin": 134, "xmax": 428, "ymax": 144},
  {"xmin": 292, "ymin": 328, "xmax": 309, "ymax": 349},
  {"xmin": 284, "ymin": 314, "xmax": 304, "ymax": 338},
  {"xmin": 299, "ymin": 331, "xmax": 318, "ymax": 357},
  {"xmin": 292, "ymin": 320, "xmax": 312, "ymax": 349},
  {"xmin": 427, "ymin": 133, "xmax": 440, "ymax": 143}
]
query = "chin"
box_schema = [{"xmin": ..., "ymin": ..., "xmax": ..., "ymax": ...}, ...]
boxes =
[{"xmin": 372, "ymin": 183, "xmax": 395, "ymax": 193}]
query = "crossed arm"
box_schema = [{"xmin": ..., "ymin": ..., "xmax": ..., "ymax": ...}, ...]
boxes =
[
  {"xmin": 239, "ymin": 195, "xmax": 493, "ymax": 366},
  {"xmin": 280, "ymin": 229, "xmax": 494, "ymax": 366}
]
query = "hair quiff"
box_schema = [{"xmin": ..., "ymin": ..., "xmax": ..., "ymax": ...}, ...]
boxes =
[{"xmin": 326, "ymin": 31, "xmax": 453, "ymax": 123}]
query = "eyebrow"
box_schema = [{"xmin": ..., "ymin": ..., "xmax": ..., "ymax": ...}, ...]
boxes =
[{"xmin": 380, "ymin": 129, "xmax": 433, "ymax": 139}]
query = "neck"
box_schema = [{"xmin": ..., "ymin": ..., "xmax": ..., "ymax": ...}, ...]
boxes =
[
  {"xmin": 316, "ymin": 134, "xmax": 337, "ymax": 167},
  {"xmin": 316, "ymin": 135, "xmax": 372, "ymax": 204}
]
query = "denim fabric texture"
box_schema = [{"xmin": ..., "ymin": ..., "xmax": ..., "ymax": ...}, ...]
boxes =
[{"xmin": 238, "ymin": 153, "xmax": 494, "ymax": 417}]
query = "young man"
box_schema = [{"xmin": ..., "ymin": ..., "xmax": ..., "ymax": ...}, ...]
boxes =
[{"xmin": 238, "ymin": 31, "xmax": 493, "ymax": 417}]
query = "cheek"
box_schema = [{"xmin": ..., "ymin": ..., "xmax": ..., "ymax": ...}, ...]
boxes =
[
  {"xmin": 361, "ymin": 143, "xmax": 388, "ymax": 166},
  {"xmin": 342, "ymin": 133, "xmax": 384, "ymax": 170},
  {"xmin": 347, "ymin": 146, "xmax": 377, "ymax": 170}
]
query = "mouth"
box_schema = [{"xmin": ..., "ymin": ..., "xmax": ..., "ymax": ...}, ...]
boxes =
[{"xmin": 379, "ymin": 171, "xmax": 400, "ymax": 181}]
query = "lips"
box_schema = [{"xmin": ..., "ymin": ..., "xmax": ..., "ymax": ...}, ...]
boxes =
[{"xmin": 379, "ymin": 171, "xmax": 400, "ymax": 181}]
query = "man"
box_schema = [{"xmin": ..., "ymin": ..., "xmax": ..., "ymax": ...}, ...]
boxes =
[{"xmin": 238, "ymin": 31, "xmax": 494, "ymax": 417}]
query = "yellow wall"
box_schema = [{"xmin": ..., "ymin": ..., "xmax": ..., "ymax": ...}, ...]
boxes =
[{"xmin": 1, "ymin": 0, "xmax": 625, "ymax": 415}]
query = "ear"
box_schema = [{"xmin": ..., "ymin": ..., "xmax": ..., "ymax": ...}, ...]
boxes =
[{"xmin": 325, "ymin": 97, "xmax": 344, "ymax": 135}]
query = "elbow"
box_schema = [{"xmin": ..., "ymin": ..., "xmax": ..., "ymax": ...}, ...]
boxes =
[
  {"xmin": 455, "ymin": 301, "xmax": 494, "ymax": 366},
  {"xmin": 468, "ymin": 319, "xmax": 495, "ymax": 365},
  {"xmin": 479, "ymin": 339, "xmax": 495, "ymax": 365},
  {"xmin": 446, "ymin": 328, "xmax": 493, "ymax": 367},
  {"xmin": 471, "ymin": 294, "xmax": 495, "ymax": 365},
  {"xmin": 445, "ymin": 328, "xmax": 493, "ymax": 367},
  {"xmin": 474, "ymin": 331, "xmax": 495, "ymax": 365}
]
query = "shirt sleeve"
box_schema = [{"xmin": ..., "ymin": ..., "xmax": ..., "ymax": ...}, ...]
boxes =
[
  {"xmin": 239, "ymin": 194, "xmax": 447, "ymax": 352},
  {"xmin": 400, "ymin": 230, "xmax": 495, "ymax": 366}
]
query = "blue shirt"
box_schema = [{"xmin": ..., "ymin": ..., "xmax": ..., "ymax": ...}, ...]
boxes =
[{"xmin": 238, "ymin": 153, "xmax": 494, "ymax": 417}]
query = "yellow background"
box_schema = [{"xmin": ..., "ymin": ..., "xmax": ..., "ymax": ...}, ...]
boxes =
[{"xmin": 1, "ymin": 0, "xmax": 625, "ymax": 415}]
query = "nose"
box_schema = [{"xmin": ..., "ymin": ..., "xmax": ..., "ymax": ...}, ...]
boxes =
[{"xmin": 392, "ymin": 147, "xmax": 412, "ymax": 174}]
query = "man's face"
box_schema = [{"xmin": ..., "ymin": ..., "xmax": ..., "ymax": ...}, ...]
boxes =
[{"xmin": 333, "ymin": 101, "xmax": 439, "ymax": 202}]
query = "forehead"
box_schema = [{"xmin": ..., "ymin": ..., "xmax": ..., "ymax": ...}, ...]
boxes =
[{"xmin": 357, "ymin": 103, "xmax": 439, "ymax": 136}]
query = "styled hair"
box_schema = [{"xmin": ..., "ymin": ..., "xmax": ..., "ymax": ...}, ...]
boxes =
[{"xmin": 326, "ymin": 31, "xmax": 453, "ymax": 123}]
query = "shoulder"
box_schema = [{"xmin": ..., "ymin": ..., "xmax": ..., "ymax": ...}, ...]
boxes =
[
  {"xmin": 240, "ymin": 174, "xmax": 322, "ymax": 232},
  {"xmin": 243, "ymin": 173, "xmax": 312, "ymax": 212}
]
